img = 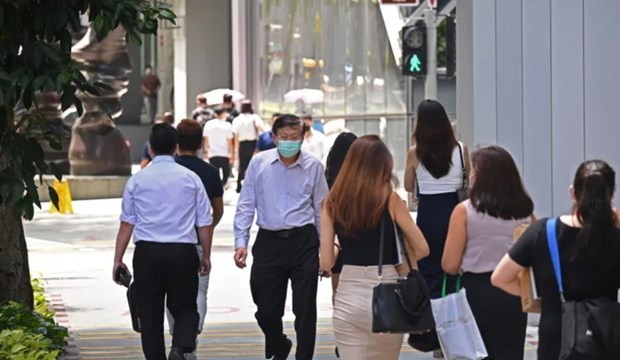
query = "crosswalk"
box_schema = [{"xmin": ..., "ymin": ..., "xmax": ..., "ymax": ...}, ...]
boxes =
[{"xmin": 66, "ymin": 319, "xmax": 538, "ymax": 360}]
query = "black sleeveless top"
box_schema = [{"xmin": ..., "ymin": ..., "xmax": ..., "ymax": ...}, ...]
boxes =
[{"xmin": 335, "ymin": 210, "xmax": 400, "ymax": 266}]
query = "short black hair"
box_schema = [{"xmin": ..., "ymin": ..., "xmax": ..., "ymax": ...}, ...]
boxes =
[
  {"xmin": 214, "ymin": 107, "xmax": 227, "ymax": 117},
  {"xmin": 272, "ymin": 112, "xmax": 282, "ymax": 119},
  {"xmin": 300, "ymin": 111, "xmax": 312, "ymax": 121},
  {"xmin": 149, "ymin": 123, "xmax": 178, "ymax": 155},
  {"xmin": 177, "ymin": 119, "xmax": 203, "ymax": 152},
  {"xmin": 272, "ymin": 114, "xmax": 306, "ymax": 136}
]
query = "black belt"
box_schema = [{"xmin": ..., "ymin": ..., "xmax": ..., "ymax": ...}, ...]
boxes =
[{"xmin": 259, "ymin": 224, "xmax": 314, "ymax": 239}]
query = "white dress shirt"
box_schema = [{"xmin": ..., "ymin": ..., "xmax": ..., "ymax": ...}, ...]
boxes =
[
  {"xmin": 301, "ymin": 128, "xmax": 326, "ymax": 161},
  {"xmin": 233, "ymin": 149, "xmax": 329, "ymax": 249},
  {"xmin": 120, "ymin": 156, "xmax": 213, "ymax": 243}
]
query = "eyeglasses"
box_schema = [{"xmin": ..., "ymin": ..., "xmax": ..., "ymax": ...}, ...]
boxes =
[{"xmin": 277, "ymin": 136, "xmax": 303, "ymax": 141}]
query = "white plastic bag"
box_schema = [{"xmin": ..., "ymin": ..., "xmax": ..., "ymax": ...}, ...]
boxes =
[{"xmin": 431, "ymin": 288, "xmax": 488, "ymax": 360}]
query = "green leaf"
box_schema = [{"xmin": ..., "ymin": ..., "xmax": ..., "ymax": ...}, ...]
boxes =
[
  {"xmin": 48, "ymin": 186, "xmax": 59, "ymax": 211},
  {"xmin": 81, "ymin": 83, "xmax": 101, "ymax": 96},
  {"xmin": 74, "ymin": 98, "xmax": 83, "ymax": 117},
  {"xmin": 60, "ymin": 88, "xmax": 75, "ymax": 112},
  {"xmin": 22, "ymin": 90, "xmax": 32, "ymax": 110},
  {"xmin": 23, "ymin": 194, "xmax": 34, "ymax": 220},
  {"xmin": 49, "ymin": 163, "xmax": 62, "ymax": 182},
  {"xmin": 30, "ymin": 46, "xmax": 43, "ymax": 68},
  {"xmin": 94, "ymin": 82, "xmax": 113, "ymax": 92},
  {"xmin": 53, "ymin": 9, "xmax": 68, "ymax": 32},
  {"xmin": 32, "ymin": 76, "xmax": 46, "ymax": 91},
  {"xmin": 0, "ymin": 67, "xmax": 10, "ymax": 81},
  {"xmin": 59, "ymin": 30, "xmax": 72, "ymax": 54}
]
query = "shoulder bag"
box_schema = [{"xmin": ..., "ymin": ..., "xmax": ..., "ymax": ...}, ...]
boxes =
[
  {"xmin": 456, "ymin": 143, "xmax": 469, "ymax": 201},
  {"xmin": 371, "ymin": 213, "xmax": 436, "ymax": 336},
  {"xmin": 546, "ymin": 218, "xmax": 620, "ymax": 359}
]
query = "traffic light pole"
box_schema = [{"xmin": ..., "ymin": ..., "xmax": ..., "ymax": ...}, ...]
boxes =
[{"xmin": 424, "ymin": 8, "xmax": 438, "ymax": 100}]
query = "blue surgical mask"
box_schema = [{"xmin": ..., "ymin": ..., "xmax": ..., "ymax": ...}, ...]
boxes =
[{"xmin": 277, "ymin": 140, "xmax": 302, "ymax": 158}]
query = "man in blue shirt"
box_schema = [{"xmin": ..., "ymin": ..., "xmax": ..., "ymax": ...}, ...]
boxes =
[
  {"xmin": 165, "ymin": 119, "xmax": 224, "ymax": 360},
  {"xmin": 234, "ymin": 114, "xmax": 329, "ymax": 360},
  {"xmin": 255, "ymin": 113, "xmax": 280, "ymax": 153},
  {"xmin": 113, "ymin": 123, "xmax": 214, "ymax": 360}
]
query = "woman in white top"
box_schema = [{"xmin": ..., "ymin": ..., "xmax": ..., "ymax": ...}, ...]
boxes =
[
  {"xmin": 442, "ymin": 145, "xmax": 534, "ymax": 360},
  {"xmin": 404, "ymin": 100, "xmax": 470, "ymax": 300},
  {"xmin": 231, "ymin": 100, "xmax": 264, "ymax": 193}
]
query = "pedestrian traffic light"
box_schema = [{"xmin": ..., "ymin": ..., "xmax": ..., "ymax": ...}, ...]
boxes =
[
  {"xmin": 402, "ymin": 22, "xmax": 427, "ymax": 77},
  {"xmin": 445, "ymin": 15, "xmax": 456, "ymax": 78}
]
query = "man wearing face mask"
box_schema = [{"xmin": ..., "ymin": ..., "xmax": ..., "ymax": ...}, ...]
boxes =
[{"xmin": 233, "ymin": 114, "xmax": 329, "ymax": 360}]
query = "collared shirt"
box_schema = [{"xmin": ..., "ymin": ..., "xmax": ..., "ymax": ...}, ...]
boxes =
[
  {"xmin": 233, "ymin": 149, "xmax": 329, "ymax": 249},
  {"xmin": 232, "ymin": 113, "xmax": 264, "ymax": 141},
  {"xmin": 301, "ymin": 128, "xmax": 326, "ymax": 161},
  {"xmin": 120, "ymin": 156, "xmax": 213, "ymax": 244}
]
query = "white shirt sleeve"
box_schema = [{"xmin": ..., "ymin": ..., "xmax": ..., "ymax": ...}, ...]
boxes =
[{"xmin": 119, "ymin": 177, "xmax": 136, "ymax": 224}]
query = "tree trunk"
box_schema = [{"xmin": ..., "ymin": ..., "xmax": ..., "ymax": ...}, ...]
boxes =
[{"xmin": 0, "ymin": 151, "xmax": 33, "ymax": 309}]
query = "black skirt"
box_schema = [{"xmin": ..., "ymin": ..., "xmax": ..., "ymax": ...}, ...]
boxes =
[
  {"xmin": 462, "ymin": 272, "xmax": 527, "ymax": 360},
  {"xmin": 416, "ymin": 192, "xmax": 459, "ymax": 298}
]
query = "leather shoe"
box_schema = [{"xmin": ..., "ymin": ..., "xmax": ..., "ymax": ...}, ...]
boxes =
[
  {"xmin": 272, "ymin": 338, "xmax": 292, "ymax": 360},
  {"xmin": 168, "ymin": 347, "xmax": 185, "ymax": 360}
]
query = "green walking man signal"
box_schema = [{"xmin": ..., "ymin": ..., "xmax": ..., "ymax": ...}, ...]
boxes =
[
  {"xmin": 409, "ymin": 54, "xmax": 422, "ymax": 73},
  {"xmin": 402, "ymin": 22, "xmax": 427, "ymax": 76}
]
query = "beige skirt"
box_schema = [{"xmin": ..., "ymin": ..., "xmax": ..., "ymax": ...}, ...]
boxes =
[{"xmin": 333, "ymin": 265, "xmax": 404, "ymax": 360}]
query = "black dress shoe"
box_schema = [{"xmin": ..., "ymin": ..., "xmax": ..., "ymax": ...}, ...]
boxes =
[
  {"xmin": 168, "ymin": 347, "xmax": 185, "ymax": 360},
  {"xmin": 272, "ymin": 338, "xmax": 292, "ymax": 360}
]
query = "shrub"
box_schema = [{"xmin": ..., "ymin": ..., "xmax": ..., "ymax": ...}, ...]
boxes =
[
  {"xmin": 0, "ymin": 301, "xmax": 68, "ymax": 351},
  {"xmin": 31, "ymin": 278, "xmax": 55, "ymax": 321},
  {"xmin": 0, "ymin": 329, "xmax": 60, "ymax": 360}
]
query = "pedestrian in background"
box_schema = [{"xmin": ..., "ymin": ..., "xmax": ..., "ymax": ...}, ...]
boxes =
[
  {"xmin": 191, "ymin": 95, "xmax": 214, "ymax": 127},
  {"xmin": 255, "ymin": 112, "xmax": 281, "ymax": 153},
  {"xmin": 165, "ymin": 119, "xmax": 224, "ymax": 359},
  {"xmin": 232, "ymin": 100, "xmax": 264, "ymax": 193},
  {"xmin": 320, "ymin": 135, "xmax": 429, "ymax": 360},
  {"xmin": 140, "ymin": 112, "xmax": 174, "ymax": 169},
  {"xmin": 233, "ymin": 114, "xmax": 328, "ymax": 360},
  {"xmin": 203, "ymin": 108, "xmax": 234, "ymax": 187},
  {"xmin": 222, "ymin": 94, "xmax": 240, "ymax": 123},
  {"xmin": 300, "ymin": 112, "xmax": 325, "ymax": 161},
  {"xmin": 113, "ymin": 123, "xmax": 213, "ymax": 360},
  {"xmin": 442, "ymin": 145, "xmax": 533, "ymax": 360},
  {"xmin": 323, "ymin": 132, "xmax": 358, "ymax": 301},
  {"xmin": 492, "ymin": 159, "xmax": 620, "ymax": 360},
  {"xmin": 141, "ymin": 65, "xmax": 161, "ymax": 124}
]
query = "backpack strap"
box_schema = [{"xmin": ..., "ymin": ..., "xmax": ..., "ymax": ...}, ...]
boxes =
[{"xmin": 545, "ymin": 218, "xmax": 566, "ymax": 302}]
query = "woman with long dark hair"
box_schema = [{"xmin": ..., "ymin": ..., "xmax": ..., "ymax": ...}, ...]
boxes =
[
  {"xmin": 442, "ymin": 146, "xmax": 534, "ymax": 359},
  {"xmin": 404, "ymin": 100, "xmax": 470, "ymax": 299},
  {"xmin": 232, "ymin": 100, "xmax": 264, "ymax": 193},
  {"xmin": 492, "ymin": 160, "xmax": 620, "ymax": 360},
  {"xmin": 324, "ymin": 132, "xmax": 358, "ymax": 294},
  {"xmin": 320, "ymin": 135, "xmax": 429, "ymax": 360}
]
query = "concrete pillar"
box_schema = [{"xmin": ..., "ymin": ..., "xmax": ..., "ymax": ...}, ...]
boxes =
[{"xmin": 172, "ymin": 0, "xmax": 232, "ymax": 120}]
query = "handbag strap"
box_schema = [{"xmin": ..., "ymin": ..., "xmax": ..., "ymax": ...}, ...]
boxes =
[
  {"xmin": 441, "ymin": 273, "xmax": 462, "ymax": 297},
  {"xmin": 377, "ymin": 213, "xmax": 386, "ymax": 276},
  {"xmin": 545, "ymin": 217, "xmax": 566, "ymax": 302},
  {"xmin": 457, "ymin": 142, "xmax": 467, "ymax": 189},
  {"xmin": 393, "ymin": 218, "xmax": 414, "ymax": 271}
]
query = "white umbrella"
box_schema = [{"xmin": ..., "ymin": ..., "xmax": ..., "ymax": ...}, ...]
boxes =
[
  {"xmin": 283, "ymin": 88, "xmax": 325, "ymax": 104},
  {"xmin": 203, "ymin": 88, "xmax": 245, "ymax": 105}
]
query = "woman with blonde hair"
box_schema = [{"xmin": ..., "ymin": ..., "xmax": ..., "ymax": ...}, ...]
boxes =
[{"xmin": 320, "ymin": 135, "xmax": 429, "ymax": 360}]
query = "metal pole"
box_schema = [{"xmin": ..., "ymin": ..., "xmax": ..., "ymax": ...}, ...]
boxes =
[
  {"xmin": 424, "ymin": 8, "xmax": 437, "ymax": 100},
  {"xmin": 405, "ymin": 76, "xmax": 416, "ymax": 211}
]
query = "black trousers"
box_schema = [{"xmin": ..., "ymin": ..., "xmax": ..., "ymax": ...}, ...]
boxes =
[
  {"xmin": 237, "ymin": 140, "xmax": 257, "ymax": 191},
  {"xmin": 209, "ymin": 156, "xmax": 231, "ymax": 186},
  {"xmin": 133, "ymin": 242, "xmax": 199, "ymax": 360},
  {"xmin": 250, "ymin": 225, "xmax": 319, "ymax": 360},
  {"xmin": 462, "ymin": 272, "xmax": 527, "ymax": 360}
]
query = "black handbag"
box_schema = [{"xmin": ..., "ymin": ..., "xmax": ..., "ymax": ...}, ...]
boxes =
[
  {"xmin": 546, "ymin": 218, "xmax": 620, "ymax": 359},
  {"xmin": 371, "ymin": 214, "xmax": 436, "ymax": 335},
  {"xmin": 456, "ymin": 142, "xmax": 469, "ymax": 202}
]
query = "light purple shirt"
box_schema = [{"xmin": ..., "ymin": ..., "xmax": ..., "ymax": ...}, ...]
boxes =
[
  {"xmin": 233, "ymin": 149, "xmax": 329, "ymax": 249},
  {"xmin": 120, "ymin": 156, "xmax": 213, "ymax": 244}
]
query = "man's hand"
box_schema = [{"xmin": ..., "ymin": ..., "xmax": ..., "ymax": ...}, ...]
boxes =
[
  {"xmin": 234, "ymin": 248, "xmax": 248, "ymax": 269},
  {"xmin": 112, "ymin": 261, "xmax": 130, "ymax": 285},
  {"xmin": 199, "ymin": 256, "xmax": 212, "ymax": 276}
]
